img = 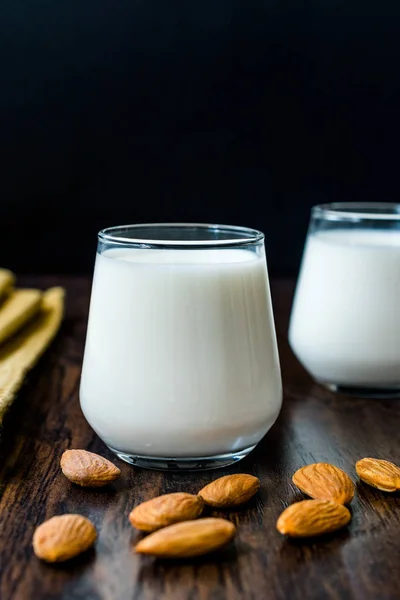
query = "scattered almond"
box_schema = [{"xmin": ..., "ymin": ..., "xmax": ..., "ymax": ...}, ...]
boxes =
[
  {"xmin": 355, "ymin": 457, "xmax": 400, "ymax": 492},
  {"xmin": 198, "ymin": 473, "xmax": 260, "ymax": 508},
  {"xmin": 134, "ymin": 517, "xmax": 236, "ymax": 558},
  {"xmin": 292, "ymin": 463, "xmax": 355, "ymax": 504},
  {"xmin": 33, "ymin": 514, "xmax": 97, "ymax": 562},
  {"xmin": 60, "ymin": 449, "xmax": 121, "ymax": 487},
  {"xmin": 276, "ymin": 499, "xmax": 351, "ymax": 538},
  {"xmin": 129, "ymin": 492, "xmax": 204, "ymax": 532}
]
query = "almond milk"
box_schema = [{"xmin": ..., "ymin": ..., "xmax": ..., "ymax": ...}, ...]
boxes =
[
  {"xmin": 289, "ymin": 229, "xmax": 400, "ymax": 388},
  {"xmin": 80, "ymin": 247, "xmax": 282, "ymax": 459}
]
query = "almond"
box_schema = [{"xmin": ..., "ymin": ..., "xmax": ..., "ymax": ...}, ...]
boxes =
[
  {"xmin": 276, "ymin": 499, "xmax": 351, "ymax": 538},
  {"xmin": 60, "ymin": 449, "xmax": 121, "ymax": 487},
  {"xmin": 355, "ymin": 457, "xmax": 400, "ymax": 492},
  {"xmin": 134, "ymin": 517, "xmax": 236, "ymax": 558},
  {"xmin": 33, "ymin": 514, "xmax": 97, "ymax": 562},
  {"xmin": 198, "ymin": 473, "xmax": 260, "ymax": 508},
  {"xmin": 292, "ymin": 463, "xmax": 354, "ymax": 504},
  {"xmin": 129, "ymin": 493, "xmax": 204, "ymax": 532}
]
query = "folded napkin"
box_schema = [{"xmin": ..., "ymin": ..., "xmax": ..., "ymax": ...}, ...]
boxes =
[
  {"xmin": 0, "ymin": 288, "xmax": 42, "ymax": 346},
  {"xmin": 0, "ymin": 283, "xmax": 65, "ymax": 424},
  {"xmin": 0, "ymin": 268, "xmax": 15, "ymax": 300}
]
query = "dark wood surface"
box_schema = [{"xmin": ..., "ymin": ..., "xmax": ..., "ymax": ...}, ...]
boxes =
[{"xmin": 1, "ymin": 276, "xmax": 400, "ymax": 600}]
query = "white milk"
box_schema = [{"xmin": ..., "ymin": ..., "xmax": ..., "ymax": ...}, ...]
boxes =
[
  {"xmin": 289, "ymin": 229, "xmax": 400, "ymax": 387},
  {"xmin": 80, "ymin": 248, "xmax": 282, "ymax": 457}
]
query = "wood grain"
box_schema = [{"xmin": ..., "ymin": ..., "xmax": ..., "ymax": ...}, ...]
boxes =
[{"xmin": 0, "ymin": 276, "xmax": 400, "ymax": 600}]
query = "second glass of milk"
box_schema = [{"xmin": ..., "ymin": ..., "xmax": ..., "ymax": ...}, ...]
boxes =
[
  {"xmin": 289, "ymin": 203, "xmax": 400, "ymax": 396},
  {"xmin": 80, "ymin": 224, "xmax": 282, "ymax": 470}
]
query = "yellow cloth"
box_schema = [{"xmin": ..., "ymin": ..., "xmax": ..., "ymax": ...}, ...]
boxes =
[{"xmin": 0, "ymin": 287, "xmax": 65, "ymax": 423}]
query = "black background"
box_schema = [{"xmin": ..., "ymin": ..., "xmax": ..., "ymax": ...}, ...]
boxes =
[{"xmin": 1, "ymin": 1, "xmax": 399, "ymax": 276}]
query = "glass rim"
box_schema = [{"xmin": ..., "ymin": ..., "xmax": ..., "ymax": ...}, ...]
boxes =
[
  {"xmin": 98, "ymin": 222, "xmax": 264, "ymax": 248},
  {"xmin": 312, "ymin": 202, "xmax": 400, "ymax": 221}
]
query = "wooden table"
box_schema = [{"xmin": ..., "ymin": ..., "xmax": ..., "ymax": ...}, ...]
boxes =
[{"xmin": 1, "ymin": 276, "xmax": 399, "ymax": 600}]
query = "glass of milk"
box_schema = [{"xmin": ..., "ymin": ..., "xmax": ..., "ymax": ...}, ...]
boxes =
[
  {"xmin": 289, "ymin": 203, "xmax": 400, "ymax": 397},
  {"xmin": 80, "ymin": 224, "xmax": 282, "ymax": 470}
]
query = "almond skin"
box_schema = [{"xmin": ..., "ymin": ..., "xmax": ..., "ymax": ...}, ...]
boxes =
[
  {"xmin": 356, "ymin": 458, "xmax": 400, "ymax": 492},
  {"xmin": 129, "ymin": 493, "xmax": 204, "ymax": 532},
  {"xmin": 134, "ymin": 517, "xmax": 236, "ymax": 558},
  {"xmin": 292, "ymin": 463, "xmax": 355, "ymax": 504},
  {"xmin": 198, "ymin": 474, "xmax": 260, "ymax": 508},
  {"xmin": 33, "ymin": 514, "xmax": 97, "ymax": 562},
  {"xmin": 60, "ymin": 449, "xmax": 121, "ymax": 487},
  {"xmin": 276, "ymin": 499, "xmax": 351, "ymax": 538}
]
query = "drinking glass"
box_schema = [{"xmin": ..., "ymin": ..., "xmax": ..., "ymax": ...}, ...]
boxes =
[
  {"xmin": 80, "ymin": 223, "xmax": 282, "ymax": 470},
  {"xmin": 289, "ymin": 203, "xmax": 400, "ymax": 397}
]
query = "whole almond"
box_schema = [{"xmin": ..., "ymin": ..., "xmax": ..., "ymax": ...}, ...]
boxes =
[
  {"xmin": 356, "ymin": 457, "xmax": 400, "ymax": 492},
  {"xmin": 198, "ymin": 474, "xmax": 260, "ymax": 508},
  {"xmin": 292, "ymin": 463, "xmax": 355, "ymax": 504},
  {"xmin": 129, "ymin": 493, "xmax": 204, "ymax": 532},
  {"xmin": 60, "ymin": 449, "xmax": 121, "ymax": 487},
  {"xmin": 33, "ymin": 514, "xmax": 97, "ymax": 562},
  {"xmin": 276, "ymin": 499, "xmax": 351, "ymax": 538},
  {"xmin": 134, "ymin": 517, "xmax": 236, "ymax": 558}
]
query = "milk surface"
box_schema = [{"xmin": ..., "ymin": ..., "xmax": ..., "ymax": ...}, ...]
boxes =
[
  {"xmin": 289, "ymin": 229, "xmax": 400, "ymax": 386},
  {"xmin": 80, "ymin": 247, "xmax": 282, "ymax": 457}
]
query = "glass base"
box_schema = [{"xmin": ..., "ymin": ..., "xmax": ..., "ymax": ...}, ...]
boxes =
[
  {"xmin": 321, "ymin": 382, "xmax": 400, "ymax": 399},
  {"xmin": 106, "ymin": 444, "xmax": 257, "ymax": 471}
]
